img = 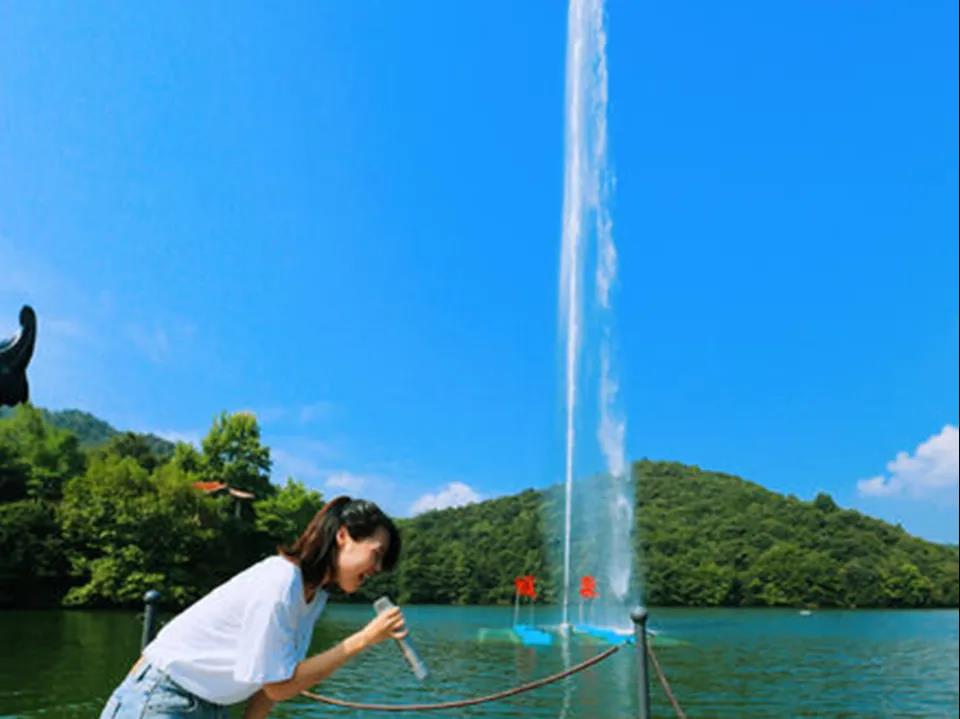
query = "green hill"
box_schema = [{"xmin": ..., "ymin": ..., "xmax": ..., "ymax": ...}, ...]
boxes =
[
  {"xmin": 0, "ymin": 406, "xmax": 174, "ymax": 455},
  {"xmin": 633, "ymin": 461, "xmax": 957, "ymax": 607},
  {"xmin": 358, "ymin": 460, "xmax": 958, "ymax": 608}
]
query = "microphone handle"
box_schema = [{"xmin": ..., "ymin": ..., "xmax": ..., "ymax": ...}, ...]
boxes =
[
  {"xmin": 396, "ymin": 637, "xmax": 429, "ymax": 680},
  {"xmin": 373, "ymin": 595, "xmax": 429, "ymax": 680}
]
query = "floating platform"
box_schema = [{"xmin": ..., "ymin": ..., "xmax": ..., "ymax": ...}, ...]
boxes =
[
  {"xmin": 476, "ymin": 624, "xmax": 553, "ymax": 646},
  {"xmin": 571, "ymin": 623, "xmax": 631, "ymax": 645},
  {"xmin": 477, "ymin": 623, "xmax": 625, "ymax": 647},
  {"xmin": 477, "ymin": 622, "xmax": 687, "ymax": 648},
  {"xmin": 513, "ymin": 624, "xmax": 554, "ymax": 646}
]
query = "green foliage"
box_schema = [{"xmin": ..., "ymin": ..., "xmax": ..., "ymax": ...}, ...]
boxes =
[
  {"xmin": 33, "ymin": 408, "xmax": 117, "ymax": 447},
  {"xmin": 0, "ymin": 408, "xmax": 291, "ymax": 608},
  {"xmin": 171, "ymin": 442, "xmax": 203, "ymax": 474},
  {"xmin": 0, "ymin": 499, "xmax": 66, "ymax": 579},
  {"xmin": 0, "ymin": 431, "xmax": 30, "ymax": 502},
  {"xmin": 58, "ymin": 455, "xmax": 215, "ymax": 606},
  {"xmin": 94, "ymin": 431, "xmax": 174, "ymax": 472},
  {"xmin": 254, "ymin": 478, "xmax": 325, "ymax": 547},
  {"xmin": 365, "ymin": 462, "xmax": 957, "ymax": 609},
  {"xmin": 200, "ymin": 412, "xmax": 273, "ymax": 499},
  {"xmin": 0, "ymin": 407, "xmax": 956, "ymax": 610},
  {"xmin": 354, "ymin": 490, "xmax": 555, "ymax": 606},
  {"xmin": 0, "ymin": 405, "xmax": 84, "ymax": 500},
  {"xmin": 634, "ymin": 460, "xmax": 958, "ymax": 608},
  {"xmin": 0, "ymin": 406, "xmax": 175, "ymax": 455}
]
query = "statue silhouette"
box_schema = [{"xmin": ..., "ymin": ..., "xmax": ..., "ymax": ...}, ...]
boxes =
[{"xmin": 0, "ymin": 305, "xmax": 37, "ymax": 406}]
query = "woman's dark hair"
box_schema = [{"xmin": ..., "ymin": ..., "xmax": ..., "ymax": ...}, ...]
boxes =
[{"xmin": 280, "ymin": 496, "xmax": 401, "ymax": 588}]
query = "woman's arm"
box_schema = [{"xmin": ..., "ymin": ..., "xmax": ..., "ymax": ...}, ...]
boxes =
[
  {"xmin": 260, "ymin": 606, "xmax": 406, "ymax": 703},
  {"xmin": 242, "ymin": 690, "xmax": 275, "ymax": 719}
]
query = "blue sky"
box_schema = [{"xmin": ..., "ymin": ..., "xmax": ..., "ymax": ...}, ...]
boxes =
[{"xmin": 2, "ymin": 1, "xmax": 957, "ymax": 542}]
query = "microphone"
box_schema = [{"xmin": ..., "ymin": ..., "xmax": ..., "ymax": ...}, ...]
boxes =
[{"xmin": 373, "ymin": 596, "xmax": 429, "ymax": 680}]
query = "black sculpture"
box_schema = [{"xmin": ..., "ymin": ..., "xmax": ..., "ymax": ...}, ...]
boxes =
[{"xmin": 0, "ymin": 305, "xmax": 37, "ymax": 406}]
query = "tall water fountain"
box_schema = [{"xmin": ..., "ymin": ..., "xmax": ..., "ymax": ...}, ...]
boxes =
[{"xmin": 557, "ymin": 0, "xmax": 635, "ymax": 632}]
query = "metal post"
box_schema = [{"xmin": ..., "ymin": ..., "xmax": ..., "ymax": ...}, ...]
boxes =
[
  {"xmin": 631, "ymin": 606, "xmax": 651, "ymax": 719},
  {"xmin": 141, "ymin": 589, "xmax": 162, "ymax": 651}
]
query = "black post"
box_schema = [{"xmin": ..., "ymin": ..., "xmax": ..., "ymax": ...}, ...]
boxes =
[
  {"xmin": 631, "ymin": 606, "xmax": 651, "ymax": 719},
  {"xmin": 141, "ymin": 589, "xmax": 162, "ymax": 651}
]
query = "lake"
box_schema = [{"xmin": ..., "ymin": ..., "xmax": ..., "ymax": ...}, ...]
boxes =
[{"xmin": 0, "ymin": 606, "xmax": 957, "ymax": 718}]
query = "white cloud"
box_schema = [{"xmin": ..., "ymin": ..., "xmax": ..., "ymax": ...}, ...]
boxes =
[
  {"xmin": 325, "ymin": 471, "xmax": 370, "ymax": 493},
  {"xmin": 857, "ymin": 425, "xmax": 959, "ymax": 500},
  {"xmin": 410, "ymin": 482, "xmax": 481, "ymax": 515},
  {"xmin": 856, "ymin": 475, "xmax": 896, "ymax": 497},
  {"xmin": 314, "ymin": 468, "xmax": 401, "ymax": 513}
]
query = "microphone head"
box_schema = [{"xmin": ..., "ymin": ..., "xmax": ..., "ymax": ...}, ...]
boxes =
[{"xmin": 373, "ymin": 596, "xmax": 396, "ymax": 614}]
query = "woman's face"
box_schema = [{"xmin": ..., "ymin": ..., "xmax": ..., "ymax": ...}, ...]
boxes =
[{"xmin": 334, "ymin": 525, "xmax": 390, "ymax": 593}]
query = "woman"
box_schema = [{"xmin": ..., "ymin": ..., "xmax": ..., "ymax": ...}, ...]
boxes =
[{"xmin": 99, "ymin": 496, "xmax": 405, "ymax": 719}]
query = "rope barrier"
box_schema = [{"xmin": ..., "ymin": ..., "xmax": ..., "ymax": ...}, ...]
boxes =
[
  {"xmin": 301, "ymin": 642, "xmax": 622, "ymax": 712},
  {"xmin": 646, "ymin": 641, "xmax": 688, "ymax": 719}
]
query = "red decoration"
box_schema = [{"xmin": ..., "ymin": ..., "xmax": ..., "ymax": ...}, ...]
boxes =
[
  {"xmin": 514, "ymin": 575, "xmax": 537, "ymax": 599},
  {"xmin": 579, "ymin": 575, "xmax": 598, "ymax": 600}
]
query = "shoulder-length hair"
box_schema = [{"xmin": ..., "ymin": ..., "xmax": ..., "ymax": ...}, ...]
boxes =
[{"xmin": 280, "ymin": 496, "xmax": 401, "ymax": 587}]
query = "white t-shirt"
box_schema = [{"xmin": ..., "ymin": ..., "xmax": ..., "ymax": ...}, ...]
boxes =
[{"xmin": 143, "ymin": 555, "xmax": 328, "ymax": 705}]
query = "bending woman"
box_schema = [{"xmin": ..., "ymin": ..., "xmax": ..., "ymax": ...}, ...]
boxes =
[{"xmin": 98, "ymin": 496, "xmax": 404, "ymax": 719}]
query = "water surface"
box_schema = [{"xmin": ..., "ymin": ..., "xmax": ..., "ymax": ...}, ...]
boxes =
[{"xmin": 1, "ymin": 606, "xmax": 956, "ymax": 718}]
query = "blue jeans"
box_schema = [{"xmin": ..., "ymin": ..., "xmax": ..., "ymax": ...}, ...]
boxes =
[{"xmin": 99, "ymin": 663, "xmax": 229, "ymax": 719}]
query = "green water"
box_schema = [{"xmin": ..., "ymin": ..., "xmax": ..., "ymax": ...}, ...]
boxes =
[{"xmin": 0, "ymin": 606, "xmax": 957, "ymax": 718}]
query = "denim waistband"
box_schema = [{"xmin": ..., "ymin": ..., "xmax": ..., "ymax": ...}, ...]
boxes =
[{"xmin": 133, "ymin": 662, "xmax": 225, "ymax": 710}]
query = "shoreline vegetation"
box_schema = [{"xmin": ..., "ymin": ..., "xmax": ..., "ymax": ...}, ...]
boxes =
[{"xmin": 1, "ymin": 406, "xmax": 957, "ymax": 610}]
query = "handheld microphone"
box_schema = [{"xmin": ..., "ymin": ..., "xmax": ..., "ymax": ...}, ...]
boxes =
[{"xmin": 373, "ymin": 596, "xmax": 429, "ymax": 680}]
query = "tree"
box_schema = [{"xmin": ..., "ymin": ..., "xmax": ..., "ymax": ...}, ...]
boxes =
[
  {"xmin": 881, "ymin": 561, "xmax": 935, "ymax": 607},
  {"xmin": 0, "ymin": 499, "xmax": 66, "ymax": 580},
  {"xmin": 96, "ymin": 432, "xmax": 170, "ymax": 473},
  {"xmin": 813, "ymin": 492, "xmax": 838, "ymax": 512},
  {"xmin": 171, "ymin": 441, "xmax": 203, "ymax": 474},
  {"xmin": 839, "ymin": 558, "xmax": 881, "ymax": 607},
  {"xmin": 59, "ymin": 455, "xmax": 216, "ymax": 606},
  {"xmin": 0, "ymin": 404, "xmax": 84, "ymax": 500},
  {"xmin": 0, "ymin": 433, "xmax": 29, "ymax": 502},
  {"xmin": 200, "ymin": 412, "xmax": 273, "ymax": 499},
  {"xmin": 254, "ymin": 478, "xmax": 324, "ymax": 547}
]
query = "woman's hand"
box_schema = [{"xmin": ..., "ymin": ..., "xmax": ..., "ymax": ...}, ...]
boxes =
[{"xmin": 361, "ymin": 606, "xmax": 408, "ymax": 647}]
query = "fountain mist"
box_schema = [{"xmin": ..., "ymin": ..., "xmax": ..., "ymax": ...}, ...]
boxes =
[{"xmin": 558, "ymin": 0, "xmax": 634, "ymax": 630}]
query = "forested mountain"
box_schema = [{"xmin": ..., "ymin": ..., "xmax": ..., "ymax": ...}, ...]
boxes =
[
  {"xmin": 357, "ymin": 462, "xmax": 958, "ymax": 608},
  {"xmin": 634, "ymin": 461, "xmax": 957, "ymax": 607},
  {"xmin": 0, "ymin": 405, "xmax": 956, "ymax": 609},
  {"xmin": 0, "ymin": 406, "xmax": 174, "ymax": 454}
]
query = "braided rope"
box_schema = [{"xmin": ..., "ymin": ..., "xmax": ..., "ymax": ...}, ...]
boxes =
[
  {"xmin": 646, "ymin": 641, "xmax": 688, "ymax": 719},
  {"xmin": 301, "ymin": 642, "xmax": 622, "ymax": 712}
]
